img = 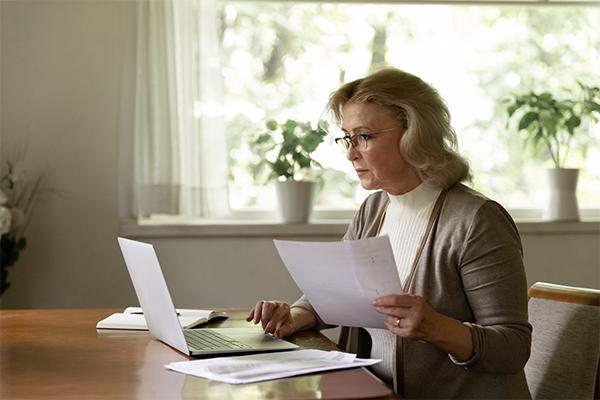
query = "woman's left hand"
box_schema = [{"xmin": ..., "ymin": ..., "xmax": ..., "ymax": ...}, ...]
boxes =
[
  {"xmin": 372, "ymin": 294, "xmax": 441, "ymax": 342},
  {"xmin": 373, "ymin": 294, "xmax": 474, "ymax": 361}
]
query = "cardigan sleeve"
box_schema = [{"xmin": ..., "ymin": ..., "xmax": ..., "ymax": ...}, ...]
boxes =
[
  {"xmin": 451, "ymin": 200, "xmax": 532, "ymax": 373},
  {"xmin": 290, "ymin": 294, "xmax": 336, "ymax": 330}
]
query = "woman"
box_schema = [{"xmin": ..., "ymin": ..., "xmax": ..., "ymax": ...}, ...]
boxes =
[{"xmin": 247, "ymin": 68, "xmax": 531, "ymax": 398}]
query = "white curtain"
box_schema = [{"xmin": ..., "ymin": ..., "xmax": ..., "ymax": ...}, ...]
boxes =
[{"xmin": 133, "ymin": 0, "xmax": 229, "ymax": 218}]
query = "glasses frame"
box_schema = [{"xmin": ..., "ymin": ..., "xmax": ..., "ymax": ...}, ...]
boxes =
[{"xmin": 334, "ymin": 127, "xmax": 397, "ymax": 152}]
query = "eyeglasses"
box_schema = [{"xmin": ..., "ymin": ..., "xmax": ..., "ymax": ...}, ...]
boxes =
[{"xmin": 334, "ymin": 127, "xmax": 396, "ymax": 152}]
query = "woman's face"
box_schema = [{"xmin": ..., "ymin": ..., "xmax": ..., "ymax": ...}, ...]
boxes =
[{"xmin": 341, "ymin": 101, "xmax": 421, "ymax": 195}]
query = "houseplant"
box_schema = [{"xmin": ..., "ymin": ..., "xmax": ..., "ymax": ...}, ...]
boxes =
[
  {"xmin": 251, "ymin": 119, "xmax": 327, "ymax": 223},
  {"xmin": 0, "ymin": 160, "xmax": 43, "ymax": 296},
  {"xmin": 505, "ymin": 82, "xmax": 600, "ymax": 221}
]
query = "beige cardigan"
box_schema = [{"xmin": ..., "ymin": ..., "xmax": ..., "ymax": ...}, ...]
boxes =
[{"xmin": 293, "ymin": 184, "xmax": 532, "ymax": 399}]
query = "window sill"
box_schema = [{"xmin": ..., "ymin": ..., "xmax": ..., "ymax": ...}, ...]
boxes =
[{"xmin": 120, "ymin": 218, "xmax": 599, "ymax": 238}]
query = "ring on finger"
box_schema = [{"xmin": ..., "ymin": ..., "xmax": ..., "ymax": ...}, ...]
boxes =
[{"xmin": 395, "ymin": 318, "xmax": 401, "ymax": 327}]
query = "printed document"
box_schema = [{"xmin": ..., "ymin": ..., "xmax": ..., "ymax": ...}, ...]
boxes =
[
  {"xmin": 165, "ymin": 349, "xmax": 380, "ymax": 384},
  {"xmin": 274, "ymin": 236, "xmax": 402, "ymax": 329}
]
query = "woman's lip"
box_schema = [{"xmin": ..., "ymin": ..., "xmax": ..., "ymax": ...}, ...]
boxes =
[{"xmin": 355, "ymin": 169, "xmax": 368, "ymax": 175}]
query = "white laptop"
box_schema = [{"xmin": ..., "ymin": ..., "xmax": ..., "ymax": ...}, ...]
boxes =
[{"xmin": 117, "ymin": 237, "xmax": 299, "ymax": 356}]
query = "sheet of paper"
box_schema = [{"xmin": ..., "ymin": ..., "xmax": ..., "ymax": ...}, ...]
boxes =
[
  {"xmin": 165, "ymin": 349, "xmax": 380, "ymax": 384},
  {"xmin": 274, "ymin": 236, "xmax": 402, "ymax": 328}
]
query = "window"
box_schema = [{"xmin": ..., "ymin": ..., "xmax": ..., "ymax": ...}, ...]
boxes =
[{"xmin": 218, "ymin": 2, "xmax": 600, "ymax": 216}]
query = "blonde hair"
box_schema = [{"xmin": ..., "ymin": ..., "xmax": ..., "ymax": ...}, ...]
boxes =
[{"xmin": 327, "ymin": 67, "xmax": 471, "ymax": 188}]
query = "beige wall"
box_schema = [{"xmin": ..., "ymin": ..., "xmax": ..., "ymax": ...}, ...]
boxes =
[
  {"xmin": 1, "ymin": 1, "xmax": 598, "ymax": 310},
  {"xmin": 1, "ymin": 0, "xmax": 137, "ymax": 308}
]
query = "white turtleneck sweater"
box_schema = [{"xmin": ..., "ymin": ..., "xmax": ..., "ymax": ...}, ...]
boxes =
[{"xmin": 366, "ymin": 182, "xmax": 442, "ymax": 382}]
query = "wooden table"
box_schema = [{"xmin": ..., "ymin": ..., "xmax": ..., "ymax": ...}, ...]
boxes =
[{"xmin": 0, "ymin": 309, "xmax": 392, "ymax": 399}]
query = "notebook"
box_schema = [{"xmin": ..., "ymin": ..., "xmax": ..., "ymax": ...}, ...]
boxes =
[
  {"xmin": 96, "ymin": 307, "xmax": 228, "ymax": 330},
  {"xmin": 117, "ymin": 237, "xmax": 299, "ymax": 356}
]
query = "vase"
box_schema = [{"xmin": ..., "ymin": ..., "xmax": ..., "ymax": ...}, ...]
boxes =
[
  {"xmin": 275, "ymin": 180, "xmax": 315, "ymax": 224},
  {"xmin": 543, "ymin": 168, "xmax": 580, "ymax": 222}
]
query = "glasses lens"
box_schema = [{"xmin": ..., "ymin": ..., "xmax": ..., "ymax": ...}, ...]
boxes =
[
  {"xmin": 335, "ymin": 137, "xmax": 349, "ymax": 152},
  {"xmin": 355, "ymin": 135, "xmax": 367, "ymax": 150}
]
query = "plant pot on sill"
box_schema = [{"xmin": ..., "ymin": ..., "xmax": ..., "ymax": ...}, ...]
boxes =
[
  {"xmin": 275, "ymin": 180, "xmax": 316, "ymax": 224},
  {"xmin": 544, "ymin": 168, "xmax": 580, "ymax": 222}
]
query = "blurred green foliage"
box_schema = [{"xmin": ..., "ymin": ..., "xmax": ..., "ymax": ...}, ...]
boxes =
[
  {"xmin": 251, "ymin": 119, "xmax": 327, "ymax": 182},
  {"xmin": 505, "ymin": 84, "xmax": 600, "ymax": 168}
]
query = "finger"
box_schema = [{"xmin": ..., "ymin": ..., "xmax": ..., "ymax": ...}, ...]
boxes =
[
  {"xmin": 264, "ymin": 303, "xmax": 288, "ymax": 333},
  {"xmin": 384, "ymin": 319, "xmax": 403, "ymax": 335},
  {"xmin": 385, "ymin": 316, "xmax": 422, "ymax": 339},
  {"xmin": 373, "ymin": 305, "xmax": 410, "ymax": 318},
  {"xmin": 260, "ymin": 302, "xmax": 277, "ymax": 329},
  {"xmin": 268, "ymin": 308, "xmax": 291, "ymax": 335},
  {"xmin": 386, "ymin": 315, "xmax": 403, "ymax": 327},
  {"xmin": 252, "ymin": 301, "xmax": 264, "ymax": 324},
  {"xmin": 264, "ymin": 306, "xmax": 287, "ymax": 333},
  {"xmin": 274, "ymin": 318, "xmax": 295, "ymax": 338},
  {"xmin": 372, "ymin": 294, "xmax": 413, "ymax": 307},
  {"xmin": 274, "ymin": 323, "xmax": 293, "ymax": 339},
  {"xmin": 246, "ymin": 308, "xmax": 255, "ymax": 322},
  {"xmin": 270, "ymin": 303, "xmax": 290, "ymax": 323},
  {"xmin": 273, "ymin": 317, "xmax": 292, "ymax": 337}
]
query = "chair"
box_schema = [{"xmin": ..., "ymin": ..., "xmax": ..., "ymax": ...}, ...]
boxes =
[{"xmin": 525, "ymin": 282, "xmax": 600, "ymax": 400}]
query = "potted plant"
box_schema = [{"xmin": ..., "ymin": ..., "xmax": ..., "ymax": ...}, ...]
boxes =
[
  {"xmin": 0, "ymin": 159, "xmax": 44, "ymax": 296},
  {"xmin": 505, "ymin": 82, "xmax": 600, "ymax": 221},
  {"xmin": 251, "ymin": 119, "xmax": 327, "ymax": 223}
]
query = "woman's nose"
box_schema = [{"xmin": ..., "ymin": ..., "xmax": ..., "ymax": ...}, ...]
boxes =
[{"xmin": 346, "ymin": 144, "xmax": 360, "ymax": 161}]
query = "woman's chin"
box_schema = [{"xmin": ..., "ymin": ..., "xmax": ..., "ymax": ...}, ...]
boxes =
[{"xmin": 358, "ymin": 179, "xmax": 378, "ymax": 191}]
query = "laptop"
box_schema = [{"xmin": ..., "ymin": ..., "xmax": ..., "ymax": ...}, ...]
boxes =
[{"xmin": 117, "ymin": 237, "xmax": 299, "ymax": 356}]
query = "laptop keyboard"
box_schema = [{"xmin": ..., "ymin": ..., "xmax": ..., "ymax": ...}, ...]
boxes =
[{"xmin": 183, "ymin": 329, "xmax": 251, "ymax": 351}]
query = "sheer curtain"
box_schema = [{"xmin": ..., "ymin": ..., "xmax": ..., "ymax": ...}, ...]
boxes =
[{"xmin": 133, "ymin": 0, "xmax": 229, "ymax": 218}]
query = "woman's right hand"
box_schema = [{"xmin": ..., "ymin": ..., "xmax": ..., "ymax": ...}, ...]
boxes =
[{"xmin": 246, "ymin": 300, "xmax": 295, "ymax": 338}]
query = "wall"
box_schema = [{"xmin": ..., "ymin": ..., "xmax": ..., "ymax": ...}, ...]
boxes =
[
  {"xmin": 0, "ymin": 0, "xmax": 137, "ymax": 307},
  {"xmin": 1, "ymin": 1, "xmax": 598, "ymax": 310}
]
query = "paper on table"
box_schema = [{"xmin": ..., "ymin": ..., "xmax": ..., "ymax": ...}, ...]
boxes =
[
  {"xmin": 165, "ymin": 349, "xmax": 381, "ymax": 384},
  {"xmin": 274, "ymin": 236, "xmax": 402, "ymax": 329}
]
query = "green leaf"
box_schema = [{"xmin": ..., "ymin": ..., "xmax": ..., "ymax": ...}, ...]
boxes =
[
  {"xmin": 254, "ymin": 133, "xmax": 273, "ymax": 145},
  {"xmin": 301, "ymin": 133, "xmax": 323, "ymax": 153},
  {"xmin": 540, "ymin": 114, "xmax": 558, "ymax": 138},
  {"xmin": 280, "ymin": 137, "xmax": 299, "ymax": 154},
  {"xmin": 293, "ymin": 153, "xmax": 312, "ymax": 169},
  {"xmin": 518, "ymin": 111, "xmax": 538, "ymax": 131},
  {"xmin": 507, "ymin": 103, "xmax": 520, "ymax": 117},
  {"xmin": 584, "ymin": 101, "xmax": 600, "ymax": 113},
  {"xmin": 282, "ymin": 127, "xmax": 297, "ymax": 144},
  {"xmin": 284, "ymin": 119, "xmax": 298, "ymax": 131},
  {"xmin": 270, "ymin": 159, "xmax": 293, "ymax": 179},
  {"xmin": 565, "ymin": 115, "xmax": 581, "ymax": 133},
  {"xmin": 265, "ymin": 120, "xmax": 278, "ymax": 131}
]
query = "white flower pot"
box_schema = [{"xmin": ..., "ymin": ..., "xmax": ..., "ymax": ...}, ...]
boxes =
[
  {"xmin": 543, "ymin": 168, "xmax": 580, "ymax": 222},
  {"xmin": 275, "ymin": 180, "xmax": 315, "ymax": 224}
]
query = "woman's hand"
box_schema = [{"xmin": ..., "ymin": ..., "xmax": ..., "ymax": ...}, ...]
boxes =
[
  {"xmin": 372, "ymin": 294, "xmax": 474, "ymax": 361},
  {"xmin": 372, "ymin": 294, "xmax": 440, "ymax": 341},
  {"xmin": 246, "ymin": 300, "xmax": 295, "ymax": 338}
]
